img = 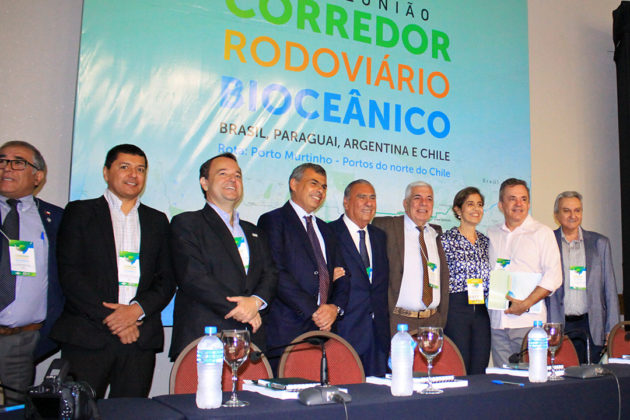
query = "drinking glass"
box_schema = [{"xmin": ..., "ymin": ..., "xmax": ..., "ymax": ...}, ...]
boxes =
[
  {"xmin": 543, "ymin": 323, "xmax": 564, "ymax": 381},
  {"xmin": 221, "ymin": 329, "xmax": 251, "ymax": 407},
  {"xmin": 416, "ymin": 327, "xmax": 444, "ymax": 394}
]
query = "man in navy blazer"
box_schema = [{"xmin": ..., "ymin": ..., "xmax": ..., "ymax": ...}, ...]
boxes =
[
  {"xmin": 169, "ymin": 153, "xmax": 277, "ymax": 360},
  {"xmin": 546, "ymin": 191, "xmax": 619, "ymax": 363},
  {"xmin": 329, "ymin": 180, "xmax": 389, "ymax": 377},
  {"xmin": 0, "ymin": 141, "xmax": 63, "ymax": 405},
  {"xmin": 51, "ymin": 144, "xmax": 175, "ymax": 398},
  {"xmin": 257, "ymin": 163, "xmax": 349, "ymax": 369}
]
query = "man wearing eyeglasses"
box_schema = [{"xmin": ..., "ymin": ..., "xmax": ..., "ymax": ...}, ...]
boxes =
[
  {"xmin": 50, "ymin": 144, "xmax": 175, "ymax": 398},
  {"xmin": 0, "ymin": 141, "xmax": 63, "ymax": 405}
]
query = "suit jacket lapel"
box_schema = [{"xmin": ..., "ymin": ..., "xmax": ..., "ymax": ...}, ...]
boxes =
[
  {"xmin": 242, "ymin": 223, "xmax": 258, "ymax": 286},
  {"xmin": 394, "ymin": 216, "xmax": 405, "ymax": 265},
  {"xmin": 337, "ymin": 218, "xmax": 369, "ymax": 282},
  {"xmin": 367, "ymin": 224, "xmax": 384, "ymax": 286},
  {"xmin": 138, "ymin": 204, "xmax": 153, "ymax": 283},
  {"xmin": 282, "ymin": 202, "xmax": 318, "ymax": 265},
  {"xmin": 553, "ymin": 228, "xmax": 565, "ymax": 301},
  {"xmin": 583, "ymin": 229, "xmax": 594, "ymax": 289},
  {"xmin": 35, "ymin": 198, "xmax": 55, "ymax": 240},
  {"xmin": 202, "ymin": 204, "xmax": 246, "ymax": 277},
  {"xmin": 95, "ymin": 197, "xmax": 118, "ymax": 295}
]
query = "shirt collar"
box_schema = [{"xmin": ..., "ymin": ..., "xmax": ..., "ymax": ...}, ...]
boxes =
[
  {"xmin": 208, "ymin": 201, "xmax": 240, "ymax": 228},
  {"xmin": 343, "ymin": 214, "xmax": 366, "ymax": 234},
  {"xmin": 404, "ymin": 213, "xmax": 435, "ymax": 234},
  {"xmin": 104, "ymin": 188, "xmax": 140, "ymax": 213},
  {"xmin": 289, "ymin": 199, "xmax": 313, "ymax": 220},
  {"xmin": 0, "ymin": 194, "xmax": 35, "ymax": 211},
  {"xmin": 560, "ymin": 226, "xmax": 583, "ymax": 243},
  {"xmin": 500, "ymin": 214, "xmax": 534, "ymax": 233}
]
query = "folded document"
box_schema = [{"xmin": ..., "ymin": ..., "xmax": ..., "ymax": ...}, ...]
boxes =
[{"xmin": 367, "ymin": 375, "xmax": 468, "ymax": 391}]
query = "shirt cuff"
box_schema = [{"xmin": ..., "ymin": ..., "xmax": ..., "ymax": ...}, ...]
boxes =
[
  {"xmin": 130, "ymin": 300, "xmax": 146, "ymax": 320},
  {"xmin": 252, "ymin": 295, "xmax": 267, "ymax": 310}
]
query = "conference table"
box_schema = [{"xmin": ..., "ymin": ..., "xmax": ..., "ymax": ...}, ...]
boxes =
[{"xmin": 5, "ymin": 364, "xmax": 630, "ymax": 419}]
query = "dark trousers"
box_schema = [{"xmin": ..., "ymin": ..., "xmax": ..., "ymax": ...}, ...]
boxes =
[
  {"xmin": 444, "ymin": 292, "xmax": 490, "ymax": 375},
  {"xmin": 61, "ymin": 340, "xmax": 155, "ymax": 399},
  {"xmin": 565, "ymin": 313, "xmax": 604, "ymax": 364}
]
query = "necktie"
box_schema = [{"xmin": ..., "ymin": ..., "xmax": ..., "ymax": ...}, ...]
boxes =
[
  {"xmin": 358, "ymin": 230, "xmax": 370, "ymax": 269},
  {"xmin": 0, "ymin": 199, "xmax": 20, "ymax": 311},
  {"xmin": 417, "ymin": 226, "xmax": 432, "ymax": 308},
  {"xmin": 305, "ymin": 216, "xmax": 330, "ymax": 304}
]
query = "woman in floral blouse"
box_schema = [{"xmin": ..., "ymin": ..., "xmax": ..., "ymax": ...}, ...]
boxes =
[{"xmin": 441, "ymin": 187, "xmax": 490, "ymax": 374}]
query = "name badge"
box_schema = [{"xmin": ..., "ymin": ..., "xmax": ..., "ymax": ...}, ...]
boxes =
[
  {"xmin": 495, "ymin": 258, "xmax": 511, "ymax": 270},
  {"xmin": 9, "ymin": 240, "xmax": 36, "ymax": 276},
  {"xmin": 466, "ymin": 278, "xmax": 484, "ymax": 304},
  {"xmin": 118, "ymin": 251, "xmax": 140, "ymax": 305},
  {"xmin": 569, "ymin": 266, "xmax": 586, "ymax": 290},
  {"xmin": 427, "ymin": 261, "xmax": 439, "ymax": 289},
  {"xmin": 235, "ymin": 236, "xmax": 249, "ymax": 272}
]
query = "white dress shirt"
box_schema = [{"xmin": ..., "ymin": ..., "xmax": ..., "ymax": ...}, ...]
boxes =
[
  {"xmin": 104, "ymin": 188, "xmax": 141, "ymax": 305},
  {"xmin": 396, "ymin": 214, "xmax": 441, "ymax": 311},
  {"xmin": 342, "ymin": 214, "xmax": 372, "ymax": 273},
  {"xmin": 488, "ymin": 214, "xmax": 562, "ymax": 329}
]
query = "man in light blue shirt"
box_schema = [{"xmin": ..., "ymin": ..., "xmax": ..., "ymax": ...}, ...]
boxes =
[
  {"xmin": 0, "ymin": 141, "xmax": 63, "ymax": 405},
  {"xmin": 169, "ymin": 153, "xmax": 277, "ymax": 360}
]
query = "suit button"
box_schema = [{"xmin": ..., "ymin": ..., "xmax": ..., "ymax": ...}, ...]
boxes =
[{"xmin": 314, "ymin": 271, "xmax": 318, "ymax": 275}]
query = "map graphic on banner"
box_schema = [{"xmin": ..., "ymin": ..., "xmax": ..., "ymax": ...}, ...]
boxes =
[{"xmin": 71, "ymin": 0, "xmax": 531, "ymax": 325}]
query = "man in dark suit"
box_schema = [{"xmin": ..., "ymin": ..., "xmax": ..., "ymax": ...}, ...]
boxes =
[
  {"xmin": 0, "ymin": 141, "xmax": 63, "ymax": 405},
  {"xmin": 257, "ymin": 163, "xmax": 349, "ymax": 368},
  {"xmin": 329, "ymin": 180, "xmax": 389, "ymax": 377},
  {"xmin": 546, "ymin": 191, "xmax": 619, "ymax": 363},
  {"xmin": 169, "ymin": 153, "xmax": 277, "ymax": 360},
  {"xmin": 51, "ymin": 144, "xmax": 175, "ymax": 398},
  {"xmin": 372, "ymin": 181, "xmax": 449, "ymax": 335}
]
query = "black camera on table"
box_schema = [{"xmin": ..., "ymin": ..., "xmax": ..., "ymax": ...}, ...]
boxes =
[{"xmin": 25, "ymin": 359, "xmax": 98, "ymax": 420}]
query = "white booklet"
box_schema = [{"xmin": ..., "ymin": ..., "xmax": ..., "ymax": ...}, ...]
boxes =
[{"xmin": 487, "ymin": 270, "xmax": 543, "ymax": 314}]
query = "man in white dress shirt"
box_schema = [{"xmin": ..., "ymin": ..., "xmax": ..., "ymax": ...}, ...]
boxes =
[{"xmin": 488, "ymin": 178, "xmax": 562, "ymax": 367}]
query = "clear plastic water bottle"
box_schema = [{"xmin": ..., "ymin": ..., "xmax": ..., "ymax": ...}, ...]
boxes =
[
  {"xmin": 528, "ymin": 320, "xmax": 548, "ymax": 383},
  {"xmin": 196, "ymin": 326, "xmax": 224, "ymax": 409},
  {"xmin": 391, "ymin": 323, "xmax": 414, "ymax": 396}
]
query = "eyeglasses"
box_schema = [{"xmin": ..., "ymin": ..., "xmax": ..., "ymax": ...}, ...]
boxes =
[{"xmin": 0, "ymin": 159, "xmax": 39, "ymax": 171}]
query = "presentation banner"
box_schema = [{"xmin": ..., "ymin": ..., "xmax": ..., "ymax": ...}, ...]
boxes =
[{"xmin": 71, "ymin": 0, "xmax": 530, "ymax": 324}]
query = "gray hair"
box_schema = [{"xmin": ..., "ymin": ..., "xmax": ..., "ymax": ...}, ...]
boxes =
[
  {"xmin": 288, "ymin": 163, "xmax": 326, "ymax": 192},
  {"xmin": 0, "ymin": 140, "xmax": 46, "ymax": 172},
  {"xmin": 404, "ymin": 181, "xmax": 433, "ymax": 200},
  {"xmin": 554, "ymin": 191, "xmax": 583, "ymax": 213},
  {"xmin": 343, "ymin": 179, "xmax": 373, "ymax": 198}
]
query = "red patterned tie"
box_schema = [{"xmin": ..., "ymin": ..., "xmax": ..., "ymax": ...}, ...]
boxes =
[{"xmin": 305, "ymin": 216, "xmax": 330, "ymax": 304}]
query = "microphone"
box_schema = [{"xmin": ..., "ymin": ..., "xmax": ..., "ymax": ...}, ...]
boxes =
[
  {"xmin": 249, "ymin": 336, "xmax": 325, "ymax": 362},
  {"xmin": 508, "ymin": 349, "xmax": 527, "ymax": 364}
]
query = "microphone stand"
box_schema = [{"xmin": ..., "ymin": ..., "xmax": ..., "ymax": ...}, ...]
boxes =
[
  {"xmin": 297, "ymin": 337, "xmax": 351, "ymax": 405},
  {"xmin": 249, "ymin": 336, "xmax": 325, "ymax": 362},
  {"xmin": 564, "ymin": 328, "xmax": 605, "ymax": 378},
  {"xmin": 249, "ymin": 334, "xmax": 351, "ymax": 405}
]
